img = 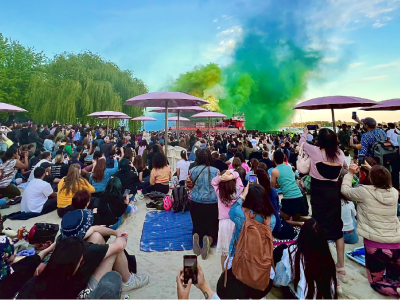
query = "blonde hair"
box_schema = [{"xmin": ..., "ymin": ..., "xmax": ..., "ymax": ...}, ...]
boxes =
[
  {"xmin": 55, "ymin": 154, "xmax": 64, "ymax": 164},
  {"xmin": 60, "ymin": 164, "xmax": 84, "ymax": 194}
]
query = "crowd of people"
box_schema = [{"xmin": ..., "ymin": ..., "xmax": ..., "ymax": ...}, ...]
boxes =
[{"xmin": 0, "ymin": 115, "xmax": 399, "ymax": 299}]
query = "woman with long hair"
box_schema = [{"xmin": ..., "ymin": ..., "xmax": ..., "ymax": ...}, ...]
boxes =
[
  {"xmin": 114, "ymin": 158, "xmax": 139, "ymax": 196},
  {"xmin": 139, "ymin": 153, "xmax": 171, "ymax": 197},
  {"xmin": 216, "ymin": 183, "xmax": 276, "ymax": 299},
  {"xmin": 124, "ymin": 147, "xmax": 136, "ymax": 166},
  {"xmin": 17, "ymin": 237, "xmax": 85, "ymax": 299},
  {"xmin": 342, "ymin": 163, "xmax": 400, "ymax": 297},
  {"xmin": 245, "ymin": 158, "xmax": 259, "ymax": 181},
  {"xmin": 211, "ymin": 170, "xmax": 243, "ymax": 270},
  {"xmin": 0, "ymin": 148, "xmax": 29, "ymax": 198},
  {"xmin": 189, "ymin": 149, "xmax": 219, "ymax": 260},
  {"xmin": 176, "ymin": 150, "xmax": 190, "ymax": 186},
  {"xmin": 57, "ymin": 164, "xmax": 95, "ymax": 218},
  {"xmin": 228, "ymin": 153, "xmax": 250, "ymax": 173},
  {"xmin": 89, "ymin": 156, "xmax": 118, "ymax": 194},
  {"xmin": 274, "ymin": 219, "xmax": 338, "ymax": 298},
  {"xmin": 300, "ymin": 127, "xmax": 346, "ymax": 289},
  {"xmin": 133, "ymin": 155, "xmax": 149, "ymax": 183},
  {"xmin": 94, "ymin": 177, "xmax": 135, "ymax": 229}
]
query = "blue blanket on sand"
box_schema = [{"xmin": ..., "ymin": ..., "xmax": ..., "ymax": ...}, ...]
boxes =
[
  {"xmin": 140, "ymin": 211, "xmax": 193, "ymax": 252},
  {"xmin": 345, "ymin": 246, "xmax": 365, "ymax": 266}
]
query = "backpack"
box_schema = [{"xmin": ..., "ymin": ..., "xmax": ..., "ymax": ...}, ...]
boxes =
[
  {"xmin": 172, "ymin": 185, "xmax": 190, "ymax": 213},
  {"xmin": 230, "ymin": 208, "xmax": 274, "ymax": 291},
  {"xmin": 367, "ymin": 130, "xmax": 398, "ymax": 169}
]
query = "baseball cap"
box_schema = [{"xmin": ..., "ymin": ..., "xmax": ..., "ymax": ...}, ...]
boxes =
[{"xmin": 361, "ymin": 117, "xmax": 377, "ymax": 128}]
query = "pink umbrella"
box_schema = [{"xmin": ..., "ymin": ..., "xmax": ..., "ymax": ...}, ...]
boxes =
[
  {"xmin": 88, "ymin": 111, "xmax": 130, "ymax": 132},
  {"xmin": 0, "ymin": 103, "xmax": 28, "ymax": 113},
  {"xmin": 131, "ymin": 116, "xmax": 157, "ymax": 131},
  {"xmin": 360, "ymin": 98, "xmax": 400, "ymax": 111},
  {"xmin": 150, "ymin": 106, "xmax": 206, "ymax": 137},
  {"xmin": 124, "ymin": 92, "xmax": 209, "ymax": 155},
  {"xmin": 167, "ymin": 116, "xmax": 190, "ymax": 121},
  {"xmin": 191, "ymin": 112, "xmax": 227, "ymax": 137},
  {"xmin": 294, "ymin": 96, "xmax": 377, "ymax": 132}
]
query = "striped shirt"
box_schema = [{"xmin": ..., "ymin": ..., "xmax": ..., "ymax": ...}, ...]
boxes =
[{"xmin": 0, "ymin": 159, "xmax": 17, "ymax": 188}]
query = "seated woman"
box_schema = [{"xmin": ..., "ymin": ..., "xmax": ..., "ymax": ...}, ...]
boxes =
[
  {"xmin": 0, "ymin": 148, "xmax": 29, "ymax": 199},
  {"xmin": 82, "ymin": 151, "xmax": 102, "ymax": 174},
  {"xmin": 93, "ymin": 177, "xmax": 135, "ymax": 229},
  {"xmin": 216, "ymin": 183, "xmax": 276, "ymax": 299},
  {"xmin": 274, "ymin": 219, "xmax": 338, "ymax": 298},
  {"xmin": 341, "ymin": 163, "xmax": 400, "ymax": 297},
  {"xmin": 89, "ymin": 157, "xmax": 118, "ymax": 195},
  {"xmin": 0, "ymin": 236, "xmax": 56, "ymax": 299},
  {"xmin": 114, "ymin": 158, "xmax": 139, "ymax": 198},
  {"xmin": 57, "ymin": 164, "xmax": 95, "ymax": 218},
  {"xmin": 133, "ymin": 155, "xmax": 149, "ymax": 184},
  {"xmin": 139, "ymin": 153, "xmax": 171, "ymax": 197}
]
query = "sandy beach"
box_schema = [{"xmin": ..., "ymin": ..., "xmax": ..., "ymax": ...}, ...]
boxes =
[{"xmin": 2, "ymin": 193, "xmax": 391, "ymax": 299}]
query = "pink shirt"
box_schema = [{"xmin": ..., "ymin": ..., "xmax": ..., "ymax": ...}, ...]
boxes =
[
  {"xmin": 299, "ymin": 134, "xmax": 344, "ymax": 181},
  {"xmin": 228, "ymin": 162, "xmax": 250, "ymax": 173},
  {"xmin": 211, "ymin": 171, "xmax": 244, "ymax": 220}
]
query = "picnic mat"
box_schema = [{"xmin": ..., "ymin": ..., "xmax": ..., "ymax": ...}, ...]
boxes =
[
  {"xmin": 345, "ymin": 246, "xmax": 365, "ymax": 266},
  {"xmin": 140, "ymin": 211, "xmax": 193, "ymax": 252}
]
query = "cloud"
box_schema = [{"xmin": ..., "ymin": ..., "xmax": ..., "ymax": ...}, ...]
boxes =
[
  {"xmin": 382, "ymin": 16, "xmax": 392, "ymax": 21},
  {"xmin": 365, "ymin": 7, "xmax": 395, "ymax": 18},
  {"xmin": 213, "ymin": 18, "xmax": 218, "ymax": 22},
  {"xmin": 373, "ymin": 21, "xmax": 387, "ymax": 28},
  {"xmin": 217, "ymin": 27, "xmax": 220, "ymax": 29},
  {"xmin": 221, "ymin": 15, "xmax": 227, "ymax": 18},
  {"xmin": 359, "ymin": 75, "xmax": 388, "ymax": 81},
  {"xmin": 349, "ymin": 62, "xmax": 364, "ymax": 68},
  {"xmin": 322, "ymin": 57, "xmax": 340, "ymax": 63},
  {"xmin": 370, "ymin": 61, "xmax": 400, "ymax": 69},
  {"xmin": 216, "ymin": 26, "xmax": 242, "ymax": 38}
]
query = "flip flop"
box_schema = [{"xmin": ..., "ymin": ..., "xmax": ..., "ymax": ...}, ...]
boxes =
[
  {"xmin": 201, "ymin": 235, "xmax": 210, "ymax": 260},
  {"xmin": 193, "ymin": 233, "xmax": 201, "ymax": 256}
]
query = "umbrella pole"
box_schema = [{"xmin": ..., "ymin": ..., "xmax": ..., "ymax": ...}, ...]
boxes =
[
  {"xmin": 208, "ymin": 117, "xmax": 211, "ymax": 141},
  {"xmin": 107, "ymin": 117, "xmax": 110, "ymax": 135},
  {"xmin": 177, "ymin": 110, "xmax": 180, "ymax": 140},
  {"xmin": 165, "ymin": 100, "xmax": 169, "ymax": 157},
  {"xmin": 143, "ymin": 121, "xmax": 145, "ymax": 132},
  {"xmin": 331, "ymin": 106, "xmax": 336, "ymax": 133}
]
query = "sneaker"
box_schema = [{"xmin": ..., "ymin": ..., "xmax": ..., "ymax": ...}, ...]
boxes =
[
  {"xmin": 201, "ymin": 235, "xmax": 210, "ymax": 260},
  {"xmin": 146, "ymin": 202, "xmax": 157, "ymax": 211},
  {"xmin": 193, "ymin": 233, "xmax": 201, "ymax": 256},
  {"xmin": 137, "ymin": 193, "xmax": 145, "ymax": 201},
  {"xmin": 129, "ymin": 205, "xmax": 138, "ymax": 215},
  {"xmin": 122, "ymin": 273, "xmax": 149, "ymax": 292}
]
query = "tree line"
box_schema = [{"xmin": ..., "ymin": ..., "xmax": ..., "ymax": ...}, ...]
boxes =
[{"xmin": 0, "ymin": 34, "xmax": 147, "ymax": 132}]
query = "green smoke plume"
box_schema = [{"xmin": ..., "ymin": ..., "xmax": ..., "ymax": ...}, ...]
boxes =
[{"xmin": 168, "ymin": 4, "xmax": 323, "ymax": 130}]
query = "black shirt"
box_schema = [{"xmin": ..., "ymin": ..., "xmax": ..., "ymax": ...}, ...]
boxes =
[
  {"xmin": 147, "ymin": 152, "xmax": 156, "ymax": 170},
  {"xmin": 248, "ymin": 151, "xmax": 261, "ymax": 161},
  {"xmin": 101, "ymin": 143, "xmax": 113, "ymax": 158},
  {"xmin": 259, "ymin": 158, "xmax": 272, "ymax": 169},
  {"xmin": 114, "ymin": 170, "xmax": 139, "ymax": 194},
  {"xmin": 94, "ymin": 193, "xmax": 127, "ymax": 226},
  {"xmin": 214, "ymin": 159, "xmax": 228, "ymax": 173}
]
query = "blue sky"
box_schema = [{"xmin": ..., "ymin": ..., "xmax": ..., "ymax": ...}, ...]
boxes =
[{"xmin": 1, "ymin": 0, "xmax": 400, "ymax": 130}]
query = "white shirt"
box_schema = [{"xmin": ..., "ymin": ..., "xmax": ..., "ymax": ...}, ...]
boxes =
[
  {"xmin": 28, "ymin": 159, "xmax": 51, "ymax": 182},
  {"xmin": 387, "ymin": 129, "xmax": 399, "ymax": 146},
  {"xmin": 341, "ymin": 200, "xmax": 356, "ymax": 231},
  {"xmin": 21, "ymin": 178, "xmax": 53, "ymax": 213},
  {"xmin": 176, "ymin": 159, "xmax": 190, "ymax": 181}
]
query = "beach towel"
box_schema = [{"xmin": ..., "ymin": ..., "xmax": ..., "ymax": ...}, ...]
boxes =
[
  {"xmin": 345, "ymin": 246, "xmax": 365, "ymax": 266},
  {"xmin": 140, "ymin": 211, "xmax": 193, "ymax": 252}
]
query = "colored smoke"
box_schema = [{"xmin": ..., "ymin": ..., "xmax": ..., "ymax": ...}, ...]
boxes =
[{"xmin": 168, "ymin": 3, "xmax": 323, "ymax": 131}]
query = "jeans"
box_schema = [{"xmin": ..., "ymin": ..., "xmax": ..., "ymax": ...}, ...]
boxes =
[
  {"xmin": 0, "ymin": 142, "xmax": 7, "ymax": 152},
  {"xmin": 143, "ymin": 175, "xmax": 150, "ymax": 182},
  {"xmin": 109, "ymin": 205, "xmax": 132, "ymax": 230},
  {"xmin": 343, "ymin": 216, "xmax": 359, "ymax": 244}
]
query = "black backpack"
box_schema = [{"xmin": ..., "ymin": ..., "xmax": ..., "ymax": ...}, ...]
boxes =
[{"xmin": 172, "ymin": 186, "xmax": 190, "ymax": 213}]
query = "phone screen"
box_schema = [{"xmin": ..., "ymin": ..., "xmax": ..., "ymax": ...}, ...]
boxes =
[
  {"xmin": 352, "ymin": 112, "xmax": 357, "ymax": 119},
  {"xmin": 358, "ymin": 155, "xmax": 365, "ymax": 166},
  {"xmin": 183, "ymin": 255, "xmax": 198, "ymax": 284},
  {"xmin": 249, "ymin": 175, "xmax": 257, "ymax": 184},
  {"xmin": 307, "ymin": 125, "xmax": 317, "ymax": 130},
  {"xmin": 123, "ymin": 189, "xmax": 130, "ymax": 197}
]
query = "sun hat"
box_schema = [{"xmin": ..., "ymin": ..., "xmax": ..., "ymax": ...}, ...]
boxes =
[{"xmin": 61, "ymin": 209, "xmax": 94, "ymax": 239}]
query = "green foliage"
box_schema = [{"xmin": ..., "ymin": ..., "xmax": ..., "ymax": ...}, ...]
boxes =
[
  {"xmin": 0, "ymin": 33, "xmax": 45, "ymax": 109},
  {"xmin": 0, "ymin": 34, "xmax": 148, "ymax": 132}
]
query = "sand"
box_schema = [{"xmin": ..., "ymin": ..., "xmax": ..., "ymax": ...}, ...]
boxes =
[{"xmin": 2, "ymin": 195, "xmax": 391, "ymax": 299}]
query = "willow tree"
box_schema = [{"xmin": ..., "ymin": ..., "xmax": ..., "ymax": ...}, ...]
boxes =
[{"xmin": 27, "ymin": 51, "xmax": 147, "ymax": 132}]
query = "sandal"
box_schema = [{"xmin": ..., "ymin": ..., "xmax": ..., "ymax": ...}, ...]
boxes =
[
  {"xmin": 337, "ymin": 280, "xmax": 343, "ymax": 294},
  {"xmin": 336, "ymin": 266, "xmax": 348, "ymax": 283}
]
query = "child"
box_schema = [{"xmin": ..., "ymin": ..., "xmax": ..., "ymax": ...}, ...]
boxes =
[
  {"xmin": 211, "ymin": 170, "xmax": 243, "ymax": 270},
  {"xmin": 341, "ymin": 196, "xmax": 359, "ymax": 244}
]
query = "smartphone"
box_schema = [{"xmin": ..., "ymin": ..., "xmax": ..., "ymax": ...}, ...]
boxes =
[
  {"xmin": 358, "ymin": 154, "xmax": 365, "ymax": 166},
  {"xmin": 183, "ymin": 255, "xmax": 198, "ymax": 284},
  {"xmin": 352, "ymin": 112, "xmax": 357, "ymax": 120},
  {"xmin": 307, "ymin": 125, "xmax": 317, "ymax": 130},
  {"xmin": 123, "ymin": 189, "xmax": 130, "ymax": 197},
  {"xmin": 249, "ymin": 174, "xmax": 257, "ymax": 184}
]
